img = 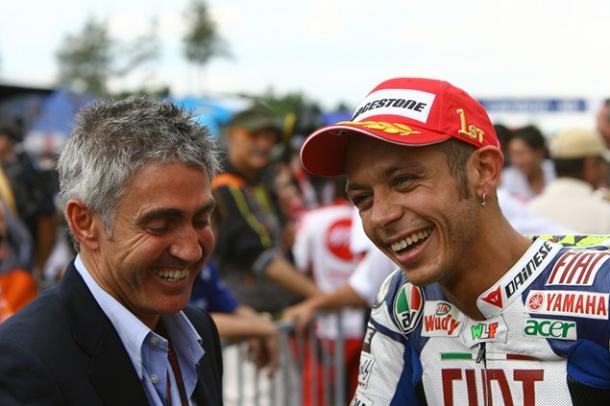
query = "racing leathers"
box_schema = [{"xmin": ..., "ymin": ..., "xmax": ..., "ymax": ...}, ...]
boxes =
[{"xmin": 352, "ymin": 236, "xmax": 610, "ymax": 405}]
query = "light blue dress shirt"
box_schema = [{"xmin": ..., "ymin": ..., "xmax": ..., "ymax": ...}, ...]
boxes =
[{"xmin": 75, "ymin": 255, "xmax": 205, "ymax": 405}]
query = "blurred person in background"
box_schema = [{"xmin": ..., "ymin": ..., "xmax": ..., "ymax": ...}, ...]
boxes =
[
  {"xmin": 501, "ymin": 124, "xmax": 555, "ymax": 201},
  {"xmin": 595, "ymin": 98, "xmax": 610, "ymax": 188},
  {"xmin": 0, "ymin": 202, "xmax": 38, "ymax": 323},
  {"xmin": 596, "ymin": 98, "xmax": 610, "ymax": 149},
  {"xmin": 0, "ymin": 121, "xmax": 57, "ymax": 273},
  {"xmin": 212, "ymin": 107, "xmax": 320, "ymax": 316},
  {"xmin": 284, "ymin": 204, "xmax": 396, "ymax": 332},
  {"xmin": 494, "ymin": 123, "xmax": 513, "ymax": 168},
  {"xmin": 0, "ymin": 198, "xmax": 34, "ymax": 276},
  {"xmin": 528, "ymin": 128, "xmax": 610, "ymax": 233},
  {"xmin": 190, "ymin": 260, "xmax": 279, "ymax": 375},
  {"xmin": 289, "ymin": 177, "xmax": 364, "ymax": 404},
  {"xmin": 284, "ymin": 111, "xmax": 337, "ymax": 212},
  {"xmin": 275, "ymin": 134, "xmax": 334, "ymax": 219}
]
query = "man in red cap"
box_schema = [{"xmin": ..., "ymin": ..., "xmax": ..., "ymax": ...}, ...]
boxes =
[{"xmin": 301, "ymin": 77, "xmax": 610, "ymax": 405}]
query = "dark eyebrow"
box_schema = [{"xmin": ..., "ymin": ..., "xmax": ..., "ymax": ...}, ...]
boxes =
[
  {"xmin": 137, "ymin": 208, "xmax": 182, "ymax": 226},
  {"xmin": 383, "ymin": 163, "xmax": 424, "ymax": 177},
  {"xmin": 136, "ymin": 198, "xmax": 216, "ymax": 226}
]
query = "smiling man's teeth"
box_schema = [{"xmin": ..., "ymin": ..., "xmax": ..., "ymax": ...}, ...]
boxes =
[
  {"xmin": 155, "ymin": 269, "xmax": 188, "ymax": 282},
  {"xmin": 391, "ymin": 229, "xmax": 432, "ymax": 252}
]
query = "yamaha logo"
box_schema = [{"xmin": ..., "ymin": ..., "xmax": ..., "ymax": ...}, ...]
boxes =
[{"xmin": 527, "ymin": 292, "xmax": 545, "ymax": 312}]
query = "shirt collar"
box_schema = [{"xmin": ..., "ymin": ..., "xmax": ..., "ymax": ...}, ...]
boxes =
[
  {"xmin": 161, "ymin": 312, "xmax": 205, "ymax": 395},
  {"xmin": 74, "ymin": 255, "xmax": 205, "ymax": 381}
]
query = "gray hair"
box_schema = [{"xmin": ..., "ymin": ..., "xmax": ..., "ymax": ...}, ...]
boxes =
[{"xmin": 57, "ymin": 96, "xmax": 220, "ymax": 238}]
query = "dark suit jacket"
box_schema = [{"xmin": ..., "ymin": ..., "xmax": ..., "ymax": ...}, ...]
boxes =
[{"xmin": 0, "ymin": 262, "xmax": 223, "ymax": 405}]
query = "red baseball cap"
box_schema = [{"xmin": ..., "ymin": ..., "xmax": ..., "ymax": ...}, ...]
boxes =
[{"xmin": 300, "ymin": 77, "xmax": 500, "ymax": 177}]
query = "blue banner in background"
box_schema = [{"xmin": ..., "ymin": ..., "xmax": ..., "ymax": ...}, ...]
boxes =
[{"xmin": 477, "ymin": 98, "xmax": 588, "ymax": 113}]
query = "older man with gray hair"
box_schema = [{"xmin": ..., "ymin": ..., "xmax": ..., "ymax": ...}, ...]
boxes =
[{"xmin": 0, "ymin": 97, "xmax": 224, "ymax": 405}]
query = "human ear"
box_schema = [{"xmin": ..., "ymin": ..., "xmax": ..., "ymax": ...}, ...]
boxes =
[
  {"xmin": 583, "ymin": 157, "xmax": 607, "ymax": 188},
  {"xmin": 469, "ymin": 146, "xmax": 504, "ymax": 197},
  {"xmin": 65, "ymin": 199, "xmax": 100, "ymax": 250}
]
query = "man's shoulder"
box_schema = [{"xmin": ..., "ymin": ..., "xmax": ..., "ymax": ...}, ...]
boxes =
[
  {"xmin": 369, "ymin": 270, "xmax": 435, "ymax": 339},
  {"xmin": 530, "ymin": 236, "xmax": 610, "ymax": 289},
  {"xmin": 0, "ymin": 287, "xmax": 71, "ymax": 355}
]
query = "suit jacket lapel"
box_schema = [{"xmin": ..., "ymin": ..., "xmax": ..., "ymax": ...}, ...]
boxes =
[
  {"xmin": 59, "ymin": 263, "xmax": 150, "ymax": 406},
  {"xmin": 185, "ymin": 306, "xmax": 224, "ymax": 405},
  {"xmin": 88, "ymin": 334, "xmax": 150, "ymax": 406}
]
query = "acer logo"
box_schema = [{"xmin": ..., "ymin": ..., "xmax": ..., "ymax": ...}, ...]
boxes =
[{"xmin": 523, "ymin": 318, "xmax": 576, "ymax": 340}]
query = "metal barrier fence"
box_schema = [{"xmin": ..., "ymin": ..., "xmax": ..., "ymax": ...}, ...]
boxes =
[{"xmin": 222, "ymin": 311, "xmax": 363, "ymax": 406}]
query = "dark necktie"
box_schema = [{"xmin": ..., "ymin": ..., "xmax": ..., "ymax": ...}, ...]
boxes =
[{"xmin": 166, "ymin": 340, "xmax": 189, "ymax": 406}]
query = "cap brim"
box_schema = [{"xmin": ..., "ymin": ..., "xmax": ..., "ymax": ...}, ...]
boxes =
[{"xmin": 300, "ymin": 122, "xmax": 450, "ymax": 177}]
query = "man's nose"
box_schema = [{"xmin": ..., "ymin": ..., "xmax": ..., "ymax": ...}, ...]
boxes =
[
  {"xmin": 370, "ymin": 193, "xmax": 402, "ymax": 228},
  {"xmin": 170, "ymin": 226, "xmax": 203, "ymax": 264}
]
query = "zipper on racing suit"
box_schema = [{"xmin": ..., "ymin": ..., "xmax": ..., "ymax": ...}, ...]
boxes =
[{"xmin": 476, "ymin": 342, "xmax": 489, "ymax": 406}]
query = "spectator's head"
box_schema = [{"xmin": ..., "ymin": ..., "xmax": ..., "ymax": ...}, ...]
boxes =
[
  {"xmin": 596, "ymin": 99, "xmax": 610, "ymax": 148},
  {"xmin": 507, "ymin": 125, "xmax": 547, "ymax": 176},
  {"xmin": 494, "ymin": 124, "xmax": 513, "ymax": 167},
  {"xmin": 57, "ymin": 97, "xmax": 220, "ymax": 325},
  {"xmin": 225, "ymin": 107, "xmax": 281, "ymax": 179},
  {"xmin": 550, "ymin": 128, "xmax": 609, "ymax": 188}
]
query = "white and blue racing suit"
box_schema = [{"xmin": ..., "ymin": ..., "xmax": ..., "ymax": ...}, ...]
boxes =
[{"xmin": 353, "ymin": 236, "xmax": 610, "ymax": 405}]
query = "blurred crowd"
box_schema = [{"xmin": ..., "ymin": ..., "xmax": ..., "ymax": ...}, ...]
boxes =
[{"xmin": 1, "ymin": 96, "xmax": 610, "ymax": 403}]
